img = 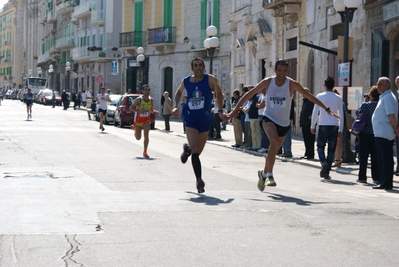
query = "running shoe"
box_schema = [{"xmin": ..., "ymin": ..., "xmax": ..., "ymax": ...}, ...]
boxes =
[
  {"xmin": 265, "ymin": 176, "xmax": 277, "ymax": 186},
  {"xmin": 196, "ymin": 178, "xmax": 205, "ymax": 193},
  {"xmin": 101, "ymin": 127, "xmax": 105, "ymax": 131},
  {"xmin": 180, "ymin": 143, "xmax": 191, "ymax": 164},
  {"xmin": 143, "ymin": 151, "xmax": 149, "ymax": 158},
  {"xmin": 257, "ymin": 169, "xmax": 266, "ymax": 192}
]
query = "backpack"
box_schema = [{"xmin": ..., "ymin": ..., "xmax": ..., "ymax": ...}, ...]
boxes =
[{"xmin": 350, "ymin": 112, "xmax": 366, "ymax": 136}]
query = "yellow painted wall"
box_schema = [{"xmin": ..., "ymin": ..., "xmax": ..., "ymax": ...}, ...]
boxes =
[{"xmin": 123, "ymin": 0, "xmax": 133, "ymax": 32}]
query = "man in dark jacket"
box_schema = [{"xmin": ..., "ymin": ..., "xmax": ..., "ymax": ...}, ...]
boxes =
[
  {"xmin": 300, "ymin": 87, "xmax": 315, "ymax": 159},
  {"xmin": 61, "ymin": 90, "xmax": 69, "ymax": 110}
]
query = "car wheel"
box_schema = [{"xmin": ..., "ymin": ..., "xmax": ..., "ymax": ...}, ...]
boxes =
[{"xmin": 118, "ymin": 115, "xmax": 124, "ymax": 128}]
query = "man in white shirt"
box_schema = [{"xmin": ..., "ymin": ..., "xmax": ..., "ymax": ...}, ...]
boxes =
[{"xmin": 311, "ymin": 76, "xmax": 344, "ymax": 180}]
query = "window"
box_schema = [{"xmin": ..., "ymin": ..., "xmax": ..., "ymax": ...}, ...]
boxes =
[
  {"xmin": 331, "ymin": 23, "xmax": 344, "ymax": 40},
  {"xmin": 287, "ymin": 37, "xmax": 297, "ymax": 51}
]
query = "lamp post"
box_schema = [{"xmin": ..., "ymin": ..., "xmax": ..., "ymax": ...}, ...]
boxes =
[
  {"xmin": 333, "ymin": 0, "xmax": 362, "ymax": 163},
  {"xmin": 137, "ymin": 47, "xmax": 145, "ymax": 92},
  {"xmin": 48, "ymin": 64, "xmax": 54, "ymax": 89},
  {"xmin": 28, "ymin": 69, "xmax": 32, "ymax": 77},
  {"xmin": 65, "ymin": 62, "xmax": 71, "ymax": 91},
  {"xmin": 203, "ymin": 25, "xmax": 219, "ymax": 75},
  {"xmin": 37, "ymin": 67, "xmax": 42, "ymax": 78}
]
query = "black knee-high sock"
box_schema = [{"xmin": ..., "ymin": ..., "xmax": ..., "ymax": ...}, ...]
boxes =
[{"xmin": 191, "ymin": 153, "xmax": 201, "ymax": 180}]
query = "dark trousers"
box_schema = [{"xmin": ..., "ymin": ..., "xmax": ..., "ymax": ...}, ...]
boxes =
[
  {"xmin": 317, "ymin": 125, "xmax": 338, "ymax": 172},
  {"xmin": 358, "ymin": 133, "xmax": 379, "ymax": 181},
  {"xmin": 209, "ymin": 113, "xmax": 221, "ymax": 139},
  {"xmin": 164, "ymin": 114, "xmax": 170, "ymax": 131},
  {"xmin": 375, "ymin": 137, "xmax": 394, "ymax": 188},
  {"xmin": 52, "ymin": 99, "xmax": 55, "ymax": 108},
  {"xmin": 301, "ymin": 124, "xmax": 315, "ymax": 158}
]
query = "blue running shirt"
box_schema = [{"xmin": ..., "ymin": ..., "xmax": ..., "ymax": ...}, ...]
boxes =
[{"xmin": 183, "ymin": 74, "xmax": 213, "ymax": 120}]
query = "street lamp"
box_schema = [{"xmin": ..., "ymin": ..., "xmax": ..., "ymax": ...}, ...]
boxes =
[
  {"xmin": 37, "ymin": 67, "xmax": 42, "ymax": 78},
  {"xmin": 203, "ymin": 25, "xmax": 219, "ymax": 75},
  {"xmin": 48, "ymin": 64, "xmax": 54, "ymax": 89},
  {"xmin": 65, "ymin": 62, "xmax": 71, "ymax": 91},
  {"xmin": 28, "ymin": 69, "xmax": 32, "ymax": 77},
  {"xmin": 333, "ymin": 0, "xmax": 362, "ymax": 163},
  {"xmin": 137, "ymin": 47, "xmax": 145, "ymax": 92}
]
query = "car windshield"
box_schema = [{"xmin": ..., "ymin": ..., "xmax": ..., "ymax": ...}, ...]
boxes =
[
  {"xmin": 127, "ymin": 96, "xmax": 138, "ymax": 106},
  {"xmin": 109, "ymin": 95, "xmax": 120, "ymax": 106}
]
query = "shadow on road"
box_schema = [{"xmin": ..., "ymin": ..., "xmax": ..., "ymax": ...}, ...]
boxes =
[
  {"xmin": 185, "ymin": 192, "xmax": 234, "ymax": 206},
  {"xmin": 267, "ymin": 193, "xmax": 332, "ymax": 206}
]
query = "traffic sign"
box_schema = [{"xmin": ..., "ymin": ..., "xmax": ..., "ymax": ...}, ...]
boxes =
[{"xmin": 95, "ymin": 75, "xmax": 104, "ymax": 84}]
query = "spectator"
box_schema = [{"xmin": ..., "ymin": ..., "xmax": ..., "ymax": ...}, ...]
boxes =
[
  {"xmin": 299, "ymin": 87, "xmax": 315, "ymax": 159},
  {"xmin": 356, "ymin": 86, "xmax": 380, "ymax": 183},
  {"xmin": 163, "ymin": 91, "xmax": 172, "ymax": 132},
  {"xmin": 372, "ymin": 77, "xmax": 399, "ymax": 190},
  {"xmin": 248, "ymin": 93, "xmax": 261, "ymax": 150},
  {"xmin": 231, "ymin": 89, "xmax": 242, "ymax": 148}
]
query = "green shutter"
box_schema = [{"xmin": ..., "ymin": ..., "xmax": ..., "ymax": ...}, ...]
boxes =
[
  {"xmin": 61, "ymin": 52, "xmax": 66, "ymax": 65},
  {"xmin": 163, "ymin": 0, "xmax": 173, "ymax": 27},
  {"xmin": 213, "ymin": 0, "xmax": 219, "ymax": 35},
  {"xmin": 134, "ymin": 1, "xmax": 143, "ymax": 46},
  {"xmin": 201, "ymin": 0, "xmax": 207, "ymax": 46}
]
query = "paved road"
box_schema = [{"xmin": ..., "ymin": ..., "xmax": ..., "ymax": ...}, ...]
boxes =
[{"xmin": 0, "ymin": 100, "xmax": 398, "ymax": 267}]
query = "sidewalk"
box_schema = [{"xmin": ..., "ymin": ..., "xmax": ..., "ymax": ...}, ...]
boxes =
[{"xmin": 154, "ymin": 117, "xmax": 360, "ymax": 177}]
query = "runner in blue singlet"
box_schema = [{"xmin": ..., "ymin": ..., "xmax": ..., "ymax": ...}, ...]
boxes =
[
  {"xmin": 24, "ymin": 88, "xmax": 34, "ymax": 120},
  {"xmin": 172, "ymin": 57, "xmax": 226, "ymax": 193}
]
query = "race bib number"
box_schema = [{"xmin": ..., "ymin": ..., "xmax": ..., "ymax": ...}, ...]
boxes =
[
  {"xmin": 269, "ymin": 97, "xmax": 286, "ymax": 109},
  {"xmin": 188, "ymin": 97, "xmax": 205, "ymax": 110},
  {"xmin": 142, "ymin": 112, "xmax": 149, "ymax": 117}
]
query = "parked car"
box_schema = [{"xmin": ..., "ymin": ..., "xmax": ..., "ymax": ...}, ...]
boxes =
[
  {"xmin": 5, "ymin": 89, "xmax": 17, "ymax": 99},
  {"xmin": 95, "ymin": 94, "xmax": 121, "ymax": 125},
  {"xmin": 113, "ymin": 94, "xmax": 141, "ymax": 128},
  {"xmin": 39, "ymin": 89, "xmax": 62, "ymax": 106}
]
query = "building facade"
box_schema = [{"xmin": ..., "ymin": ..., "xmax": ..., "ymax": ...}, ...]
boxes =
[{"xmin": 0, "ymin": 2, "xmax": 16, "ymax": 89}]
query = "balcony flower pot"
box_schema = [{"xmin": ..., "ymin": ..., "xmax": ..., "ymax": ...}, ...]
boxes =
[
  {"xmin": 112, "ymin": 47, "xmax": 118, "ymax": 51},
  {"xmin": 99, "ymin": 51, "xmax": 106, "ymax": 57},
  {"xmin": 96, "ymin": 47, "xmax": 103, "ymax": 51},
  {"xmin": 33, "ymin": 55, "xmax": 38, "ymax": 59}
]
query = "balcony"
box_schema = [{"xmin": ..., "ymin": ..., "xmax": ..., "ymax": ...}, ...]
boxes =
[
  {"xmin": 262, "ymin": 0, "xmax": 301, "ymax": 17},
  {"xmin": 72, "ymin": 0, "xmax": 91, "ymax": 20},
  {"xmin": 119, "ymin": 31, "xmax": 145, "ymax": 48},
  {"xmin": 71, "ymin": 46, "xmax": 90, "ymax": 61},
  {"xmin": 56, "ymin": 1, "xmax": 75, "ymax": 15},
  {"xmin": 47, "ymin": 10, "xmax": 56, "ymax": 23},
  {"xmin": 38, "ymin": 50, "xmax": 53, "ymax": 64},
  {"xmin": 91, "ymin": 8, "xmax": 104, "ymax": 25},
  {"xmin": 55, "ymin": 36, "xmax": 75, "ymax": 50},
  {"xmin": 88, "ymin": 46, "xmax": 122, "ymax": 61},
  {"xmin": 147, "ymin": 27, "xmax": 176, "ymax": 46}
]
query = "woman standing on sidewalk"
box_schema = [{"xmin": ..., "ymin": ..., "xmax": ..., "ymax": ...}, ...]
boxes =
[{"xmin": 356, "ymin": 86, "xmax": 380, "ymax": 183}]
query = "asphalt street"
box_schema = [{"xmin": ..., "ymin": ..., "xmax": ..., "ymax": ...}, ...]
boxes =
[{"xmin": 0, "ymin": 99, "xmax": 398, "ymax": 267}]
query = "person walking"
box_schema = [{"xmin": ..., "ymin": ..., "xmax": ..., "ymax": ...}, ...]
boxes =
[
  {"xmin": 310, "ymin": 76, "xmax": 344, "ymax": 180},
  {"xmin": 299, "ymin": 87, "xmax": 315, "ymax": 160},
  {"xmin": 172, "ymin": 57, "xmax": 225, "ymax": 193},
  {"xmin": 95, "ymin": 87, "xmax": 111, "ymax": 132},
  {"xmin": 72, "ymin": 90, "xmax": 78, "ymax": 110},
  {"xmin": 372, "ymin": 77, "xmax": 399, "ymax": 190},
  {"xmin": 248, "ymin": 93, "xmax": 261, "ymax": 150},
  {"xmin": 227, "ymin": 59, "xmax": 338, "ymax": 190},
  {"xmin": 356, "ymin": 86, "xmax": 380, "ymax": 183},
  {"xmin": 163, "ymin": 91, "xmax": 172, "ymax": 132},
  {"xmin": 51, "ymin": 89, "xmax": 56, "ymax": 108},
  {"xmin": 61, "ymin": 90, "xmax": 69, "ymax": 110},
  {"xmin": 81, "ymin": 90, "xmax": 87, "ymax": 107},
  {"xmin": 130, "ymin": 84, "xmax": 158, "ymax": 158},
  {"xmin": 208, "ymin": 92, "xmax": 222, "ymax": 140}
]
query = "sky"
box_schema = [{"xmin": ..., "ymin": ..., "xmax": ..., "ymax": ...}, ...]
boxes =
[{"xmin": 0, "ymin": 0, "xmax": 8, "ymax": 10}]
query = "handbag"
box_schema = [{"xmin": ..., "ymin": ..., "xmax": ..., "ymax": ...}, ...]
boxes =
[{"xmin": 351, "ymin": 112, "xmax": 366, "ymax": 136}]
